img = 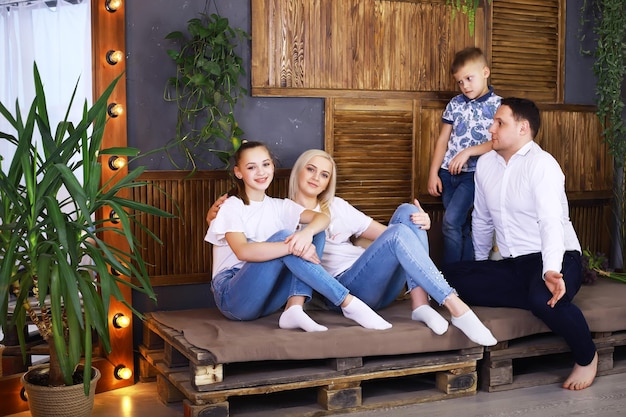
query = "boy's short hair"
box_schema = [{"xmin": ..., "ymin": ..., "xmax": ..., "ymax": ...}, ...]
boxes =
[{"xmin": 451, "ymin": 47, "xmax": 488, "ymax": 75}]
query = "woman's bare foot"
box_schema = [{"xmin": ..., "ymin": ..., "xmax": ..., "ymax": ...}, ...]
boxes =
[{"xmin": 563, "ymin": 352, "xmax": 598, "ymax": 390}]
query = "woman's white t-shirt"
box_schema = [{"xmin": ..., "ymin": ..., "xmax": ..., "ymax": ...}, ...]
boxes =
[
  {"xmin": 205, "ymin": 195, "xmax": 305, "ymax": 276},
  {"xmin": 321, "ymin": 197, "xmax": 373, "ymax": 277}
]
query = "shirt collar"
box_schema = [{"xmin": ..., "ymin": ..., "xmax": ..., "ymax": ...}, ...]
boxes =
[
  {"xmin": 495, "ymin": 141, "xmax": 534, "ymax": 165},
  {"xmin": 516, "ymin": 141, "xmax": 534, "ymax": 156},
  {"xmin": 461, "ymin": 85, "xmax": 495, "ymax": 103}
]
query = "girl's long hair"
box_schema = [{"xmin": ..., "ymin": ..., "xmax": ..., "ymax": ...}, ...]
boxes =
[
  {"xmin": 228, "ymin": 141, "xmax": 274, "ymax": 205},
  {"xmin": 288, "ymin": 149, "xmax": 336, "ymax": 216}
]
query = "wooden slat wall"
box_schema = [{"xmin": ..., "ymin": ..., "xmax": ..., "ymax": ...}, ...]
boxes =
[
  {"xmin": 252, "ymin": 0, "xmax": 485, "ymax": 96},
  {"xmin": 325, "ymin": 98, "xmax": 613, "ymax": 264},
  {"xmin": 490, "ymin": 0, "xmax": 564, "ymax": 102},
  {"xmin": 325, "ymin": 98, "xmax": 415, "ymax": 222},
  {"xmin": 133, "ymin": 0, "xmax": 612, "ymax": 282},
  {"xmin": 130, "ymin": 170, "xmax": 290, "ymax": 286}
]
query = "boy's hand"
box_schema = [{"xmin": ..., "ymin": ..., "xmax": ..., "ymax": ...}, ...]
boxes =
[
  {"xmin": 448, "ymin": 150, "xmax": 470, "ymax": 175},
  {"xmin": 427, "ymin": 174, "xmax": 442, "ymax": 197}
]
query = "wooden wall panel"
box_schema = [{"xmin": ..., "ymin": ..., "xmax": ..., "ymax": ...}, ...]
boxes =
[
  {"xmin": 252, "ymin": 0, "xmax": 485, "ymax": 96},
  {"xmin": 490, "ymin": 0, "xmax": 564, "ymax": 102},
  {"xmin": 538, "ymin": 106, "xmax": 612, "ymax": 193},
  {"xmin": 325, "ymin": 98, "xmax": 415, "ymax": 222}
]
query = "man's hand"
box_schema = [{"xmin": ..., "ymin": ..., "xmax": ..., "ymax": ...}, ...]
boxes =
[
  {"xmin": 206, "ymin": 194, "xmax": 228, "ymax": 226},
  {"xmin": 411, "ymin": 199, "xmax": 431, "ymax": 230},
  {"xmin": 544, "ymin": 270, "xmax": 565, "ymax": 308}
]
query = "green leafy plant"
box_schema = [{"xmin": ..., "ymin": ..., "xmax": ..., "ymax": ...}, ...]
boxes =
[
  {"xmin": 583, "ymin": 249, "xmax": 626, "ymax": 284},
  {"xmin": 446, "ymin": 0, "xmax": 491, "ymax": 36},
  {"xmin": 0, "ymin": 63, "xmax": 173, "ymax": 393},
  {"xmin": 580, "ymin": 0, "xmax": 626, "ymax": 267},
  {"xmin": 164, "ymin": 12, "xmax": 249, "ymax": 170}
]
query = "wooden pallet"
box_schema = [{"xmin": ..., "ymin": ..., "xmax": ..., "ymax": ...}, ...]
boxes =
[
  {"xmin": 481, "ymin": 330, "xmax": 626, "ymax": 392},
  {"xmin": 140, "ymin": 314, "xmax": 483, "ymax": 417}
]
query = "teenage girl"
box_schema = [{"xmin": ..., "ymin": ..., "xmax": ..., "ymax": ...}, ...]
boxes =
[{"xmin": 205, "ymin": 141, "xmax": 392, "ymax": 332}]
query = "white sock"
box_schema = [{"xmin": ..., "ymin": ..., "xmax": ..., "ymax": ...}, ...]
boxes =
[
  {"xmin": 279, "ymin": 305, "xmax": 328, "ymax": 332},
  {"xmin": 341, "ymin": 297, "xmax": 392, "ymax": 330},
  {"xmin": 411, "ymin": 305, "xmax": 449, "ymax": 335},
  {"xmin": 451, "ymin": 310, "xmax": 497, "ymax": 346}
]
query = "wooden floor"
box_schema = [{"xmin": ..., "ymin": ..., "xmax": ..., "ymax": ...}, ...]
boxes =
[{"xmin": 5, "ymin": 371, "xmax": 625, "ymax": 417}]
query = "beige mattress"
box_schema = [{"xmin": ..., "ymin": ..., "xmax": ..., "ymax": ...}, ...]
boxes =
[{"xmin": 150, "ymin": 278, "xmax": 626, "ymax": 364}]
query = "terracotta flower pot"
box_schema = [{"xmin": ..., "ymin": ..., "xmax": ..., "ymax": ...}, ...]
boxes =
[{"xmin": 21, "ymin": 364, "xmax": 101, "ymax": 417}]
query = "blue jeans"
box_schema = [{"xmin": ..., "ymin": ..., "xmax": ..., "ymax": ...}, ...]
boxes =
[
  {"xmin": 211, "ymin": 230, "xmax": 349, "ymax": 321},
  {"xmin": 439, "ymin": 168, "xmax": 475, "ymax": 265},
  {"xmin": 334, "ymin": 203, "xmax": 455, "ymax": 310}
]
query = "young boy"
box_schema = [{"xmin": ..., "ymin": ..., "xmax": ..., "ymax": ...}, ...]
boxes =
[{"xmin": 427, "ymin": 47, "xmax": 501, "ymax": 265}]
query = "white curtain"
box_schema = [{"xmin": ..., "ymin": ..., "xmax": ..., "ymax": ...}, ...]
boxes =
[{"xmin": 0, "ymin": 0, "xmax": 92, "ymax": 171}]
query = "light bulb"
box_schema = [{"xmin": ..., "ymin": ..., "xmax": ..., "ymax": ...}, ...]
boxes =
[
  {"xmin": 106, "ymin": 50, "xmax": 124, "ymax": 65},
  {"xmin": 114, "ymin": 365, "xmax": 133, "ymax": 380},
  {"xmin": 105, "ymin": 0, "xmax": 122, "ymax": 12},
  {"xmin": 109, "ymin": 209, "xmax": 120, "ymax": 224},
  {"xmin": 107, "ymin": 103, "xmax": 124, "ymax": 118},
  {"xmin": 108, "ymin": 156, "xmax": 126, "ymax": 171},
  {"xmin": 112, "ymin": 313, "xmax": 130, "ymax": 329}
]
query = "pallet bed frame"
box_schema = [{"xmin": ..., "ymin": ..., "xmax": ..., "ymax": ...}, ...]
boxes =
[
  {"xmin": 139, "ymin": 278, "xmax": 626, "ymax": 416},
  {"xmin": 140, "ymin": 320, "xmax": 482, "ymax": 416}
]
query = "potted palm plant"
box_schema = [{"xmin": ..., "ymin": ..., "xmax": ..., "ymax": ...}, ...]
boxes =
[{"xmin": 0, "ymin": 63, "xmax": 173, "ymax": 416}]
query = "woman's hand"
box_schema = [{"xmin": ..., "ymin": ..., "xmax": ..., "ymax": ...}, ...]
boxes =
[
  {"xmin": 206, "ymin": 194, "xmax": 228, "ymax": 225},
  {"xmin": 410, "ymin": 199, "xmax": 431, "ymax": 230}
]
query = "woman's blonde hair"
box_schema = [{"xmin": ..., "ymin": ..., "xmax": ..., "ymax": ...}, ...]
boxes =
[{"xmin": 288, "ymin": 149, "xmax": 337, "ymax": 216}]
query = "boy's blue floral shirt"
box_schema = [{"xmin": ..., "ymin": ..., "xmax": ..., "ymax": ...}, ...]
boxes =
[{"xmin": 441, "ymin": 86, "xmax": 501, "ymax": 172}]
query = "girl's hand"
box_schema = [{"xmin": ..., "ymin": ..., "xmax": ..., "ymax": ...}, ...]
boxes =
[
  {"xmin": 411, "ymin": 199, "xmax": 431, "ymax": 230},
  {"xmin": 284, "ymin": 230, "xmax": 320, "ymax": 263}
]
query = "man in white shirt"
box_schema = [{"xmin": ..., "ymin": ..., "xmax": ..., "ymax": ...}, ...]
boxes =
[{"xmin": 442, "ymin": 97, "xmax": 598, "ymax": 390}]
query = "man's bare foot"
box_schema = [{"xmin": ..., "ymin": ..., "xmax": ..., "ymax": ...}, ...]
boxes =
[{"xmin": 562, "ymin": 352, "xmax": 598, "ymax": 390}]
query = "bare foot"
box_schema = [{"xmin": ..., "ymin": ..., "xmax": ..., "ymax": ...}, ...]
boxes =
[{"xmin": 562, "ymin": 352, "xmax": 598, "ymax": 390}]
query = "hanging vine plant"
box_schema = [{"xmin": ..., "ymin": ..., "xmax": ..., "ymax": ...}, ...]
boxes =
[
  {"xmin": 164, "ymin": 12, "xmax": 249, "ymax": 170},
  {"xmin": 587, "ymin": 0, "xmax": 626, "ymax": 161},
  {"xmin": 580, "ymin": 0, "xmax": 626, "ymax": 268},
  {"xmin": 446, "ymin": 0, "xmax": 491, "ymax": 36}
]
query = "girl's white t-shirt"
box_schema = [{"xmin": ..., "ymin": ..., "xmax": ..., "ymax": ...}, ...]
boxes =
[
  {"xmin": 321, "ymin": 197, "xmax": 373, "ymax": 277},
  {"xmin": 205, "ymin": 195, "xmax": 305, "ymax": 275}
]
